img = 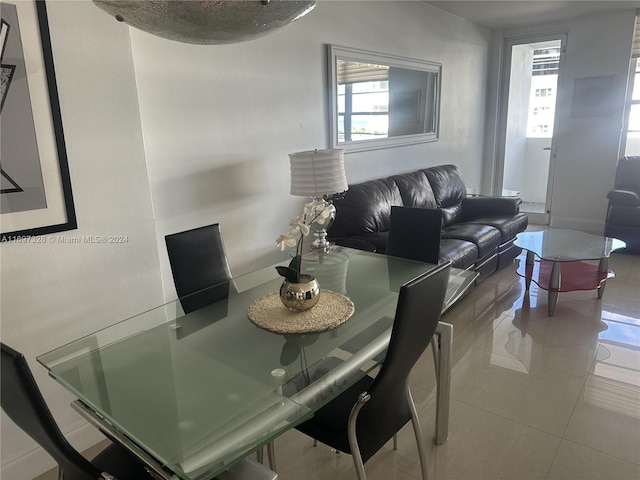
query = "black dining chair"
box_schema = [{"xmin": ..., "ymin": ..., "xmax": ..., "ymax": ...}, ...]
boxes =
[
  {"xmin": 387, "ymin": 206, "xmax": 443, "ymax": 264},
  {"xmin": 165, "ymin": 224, "xmax": 278, "ymax": 473},
  {"xmin": 165, "ymin": 223, "xmax": 233, "ymax": 314},
  {"xmin": 1, "ymin": 342, "xmax": 154, "ymax": 480},
  {"xmin": 294, "ymin": 261, "xmax": 451, "ymax": 480}
]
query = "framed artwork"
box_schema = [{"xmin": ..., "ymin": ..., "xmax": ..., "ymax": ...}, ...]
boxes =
[{"xmin": 0, "ymin": 0, "xmax": 76, "ymax": 241}]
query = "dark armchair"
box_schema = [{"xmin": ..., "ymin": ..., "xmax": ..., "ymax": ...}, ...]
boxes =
[{"xmin": 604, "ymin": 156, "xmax": 640, "ymax": 252}]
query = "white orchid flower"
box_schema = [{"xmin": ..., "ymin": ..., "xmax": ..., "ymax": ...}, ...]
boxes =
[
  {"xmin": 277, "ymin": 200, "xmax": 335, "ymax": 281},
  {"xmin": 313, "ymin": 207, "xmax": 332, "ymax": 225}
]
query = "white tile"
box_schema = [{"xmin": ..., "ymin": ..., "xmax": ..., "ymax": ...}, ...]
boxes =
[
  {"xmin": 379, "ymin": 400, "xmax": 560, "ymax": 480},
  {"xmin": 547, "ymin": 440, "xmax": 640, "ymax": 479},
  {"xmin": 563, "ymin": 371, "xmax": 640, "ymax": 465},
  {"xmin": 450, "ymin": 349, "xmax": 585, "ymax": 436},
  {"xmin": 475, "ymin": 313, "xmax": 600, "ymax": 376},
  {"xmin": 272, "ymin": 429, "xmax": 420, "ymax": 480}
]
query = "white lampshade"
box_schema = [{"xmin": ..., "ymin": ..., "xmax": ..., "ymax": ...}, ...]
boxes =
[{"xmin": 289, "ymin": 149, "xmax": 348, "ymax": 197}]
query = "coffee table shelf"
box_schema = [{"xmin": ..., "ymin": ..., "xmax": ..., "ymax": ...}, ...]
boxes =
[{"xmin": 516, "ymin": 259, "xmax": 615, "ymax": 293}]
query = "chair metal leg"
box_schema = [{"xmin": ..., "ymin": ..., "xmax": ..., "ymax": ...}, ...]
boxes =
[
  {"xmin": 267, "ymin": 441, "xmax": 277, "ymax": 472},
  {"xmin": 393, "ymin": 434, "xmax": 398, "ymax": 450},
  {"xmin": 347, "ymin": 392, "xmax": 371, "ymax": 480},
  {"xmin": 430, "ymin": 335, "xmax": 439, "ymax": 382},
  {"xmin": 434, "ymin": 322, "xmax": 452, "ymax": 445},
  {"xmin": 407, "ymin": 385, "xmax": 429, "ymax": 480},
  {"xmin": 256, "ymin": 446, "xmax": 264, "ymax": 464}
]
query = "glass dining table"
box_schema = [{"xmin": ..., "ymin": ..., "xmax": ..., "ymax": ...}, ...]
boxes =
[{"xmin": 38, "ymin": 248, "xmax": 477, "ymax": 480}]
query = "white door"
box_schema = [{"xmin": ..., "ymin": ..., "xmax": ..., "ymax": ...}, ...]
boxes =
[{"xmin": 496, "ymin": 34, "xmax": 567, "ymax": 224}]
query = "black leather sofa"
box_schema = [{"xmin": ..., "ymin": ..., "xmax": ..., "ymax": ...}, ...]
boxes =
[
  {"xmin": 604, "ymin": 156, "xmax": 640, "ymax": 252},
  {"xmin": 328, "ymin": 164, "xmax": 529, "ymax": 281}
]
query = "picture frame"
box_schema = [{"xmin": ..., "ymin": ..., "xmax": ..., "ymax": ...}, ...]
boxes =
[{"xmin": 0, "ymin": 0, "xmax": 76, "ymax": 241}]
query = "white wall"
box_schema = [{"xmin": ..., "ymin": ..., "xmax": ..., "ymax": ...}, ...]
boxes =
[
  {"xmin": 550, "ymin": 9, "xmax": 636, "ymax": 232},
  {"xmin": 128, "ymin": 0, "xmax": 492, "ymax": 300},
  {"xmin": 503, "ymin": 45, "xmax": 533, "ymax": 191},
  {"xmin": 0, "ymin": 1, "xmax": 163, "ymax": 477},
  {"xmin": 490, "ymin": 9, "xmax": 636, "ymax": 232}
]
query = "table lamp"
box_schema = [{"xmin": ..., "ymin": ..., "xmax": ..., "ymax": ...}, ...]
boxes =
[{"xmin": 289, "ymin": 148, "xmax": 348, "ymax": 253}]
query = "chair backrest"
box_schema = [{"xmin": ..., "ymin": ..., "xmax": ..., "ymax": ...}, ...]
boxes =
[
  {"xmin": 354, "ymin": 261, "xmax": 450, "ymax": 463},
  {"xmin": 387, "ymin": 206, "xmax": 442, "ymax": 264},
  {"xmin": 165, "ymin": 223, "xmax": 232, "ymax": 314},
  {"xmin": 613, "ymin": 156, "xmax": 640, "ymax": 193},
  {"xmin": 1, "ymin": 343, "xmax": 102, "ymax": 480}
]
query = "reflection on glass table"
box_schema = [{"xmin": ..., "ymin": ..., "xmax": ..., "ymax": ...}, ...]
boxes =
[{"xmin": 38, "ymin": 248, "xmax": 476, "ymax": 480}]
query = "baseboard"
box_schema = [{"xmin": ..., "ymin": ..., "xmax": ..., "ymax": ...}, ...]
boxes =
[
  {"xmin": 549, "ymin": 216, "xmax": 604, "ymax": 234},
  {"xmin": 1, "ymin": 420, "xmax": 105, "ymax": 479}
]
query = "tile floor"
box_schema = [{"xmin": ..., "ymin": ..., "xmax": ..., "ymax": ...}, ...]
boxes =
[{"xmin": 35, "ymin": 249, "xmax": 640, "ymax": 480}]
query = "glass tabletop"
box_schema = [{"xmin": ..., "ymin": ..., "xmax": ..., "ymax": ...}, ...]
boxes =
[
  {"xmin": 38, "ymin": 249, "xmax": 475, "ymax": 480},
  {"xmin": 514, "ymin": 228, "xmax": 626, "ymax": 262}
]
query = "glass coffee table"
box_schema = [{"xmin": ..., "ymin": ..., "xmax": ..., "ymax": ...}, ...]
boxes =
[{"xmin": 514, "ymin": 228, "xmax": 626, "ymax": 316}]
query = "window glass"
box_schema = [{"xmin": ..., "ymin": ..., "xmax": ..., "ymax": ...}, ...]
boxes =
[
  {"xmin": 632, "ymin": 58, "xmax": 640, "ymax": 101},
  {"xmin": 628, "ymin": 104, "xmax": 640, "ymax": 131},
  {"xmin": 527, "ymin": 47, "xmax": 559, "ymax": 138},
  {"xmin": 624, "ymin": 53, "xmax": 640, "ymax": 156}
]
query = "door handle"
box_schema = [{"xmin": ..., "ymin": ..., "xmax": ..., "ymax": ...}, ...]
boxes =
[{"xmin": 542, "ymin": 147, "xmax": 552, "ymax": 151}]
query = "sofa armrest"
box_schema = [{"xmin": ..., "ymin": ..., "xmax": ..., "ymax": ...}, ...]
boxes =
[
  {"xmin": 462, "ymin": 196, "xmax": 522, "ymax": 219},
  {"xmin": 607, "ymin": 189, "xmax": 640, "ymax": 207},
  {"xmin": 331, "ymin": 237, "xmax": 377, "ymax": 252}
]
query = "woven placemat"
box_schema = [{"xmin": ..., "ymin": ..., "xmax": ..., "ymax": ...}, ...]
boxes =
[{"xmin": 247, "ymin": 290, "xmax": 355, "ymax": 334}]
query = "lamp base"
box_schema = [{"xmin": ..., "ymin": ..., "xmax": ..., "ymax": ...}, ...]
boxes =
[{"xmin": 307, "ymin": 199, "xmax": 336, "ymax": 254}]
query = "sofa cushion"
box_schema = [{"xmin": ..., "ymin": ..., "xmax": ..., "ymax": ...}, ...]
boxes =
[
  {"xmin": 441, "ymin": 223, "xmax": 501, "ymax": 259},
  {"xmin": 462, "ymin": 196, "xmax": 522, "ymax": 217},
  {"xmin": 462, "ymin": 213, "xmax": 529, "ymax": 244},
  {"xmin": 330, "ymin": 178, "xmax": 402, "ymax": 238},
  {"xmin": 438, "ymin": 238, "xmax": 477, "ymax": 270},
  {"xmin": 422, "ymin": 165, "xmax": 467, "ymax": 225},
  {"xmin": 389, "ymin": 171, "xmax": 437, "ymax": 209}
]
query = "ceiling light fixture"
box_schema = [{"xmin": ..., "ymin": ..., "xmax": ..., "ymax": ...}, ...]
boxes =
[{"xmin": 93, "ymin": 0, "xmax": 317, "ymax": 45}]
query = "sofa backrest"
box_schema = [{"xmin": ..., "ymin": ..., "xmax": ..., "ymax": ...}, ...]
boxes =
[
  {"xmin": 423, "ymin": 165, "xmax": 467, "ymax": 225},
  {"xmin": 389, "ymin": 171, "xmax": 438, "ymax": 209},
  {"xmin": 329, "ymin": 178, "xmax": 403, "ymax": 237},
  {"xmin": 329, "ymin": 164, "xmax": 468, "ymax": 238}
]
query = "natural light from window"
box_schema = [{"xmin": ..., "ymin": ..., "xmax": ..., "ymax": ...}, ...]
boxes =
[
  {"xmin": 527, "ymin": 48, "xmax": 560, "ymax": 138},
  {"xmin": 624, "ymin": 57, "xmax": 640, "ymax": 156},
  {"xmin": 337, "ymin": 80, "xmax": 389, "ymax": 142}
]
